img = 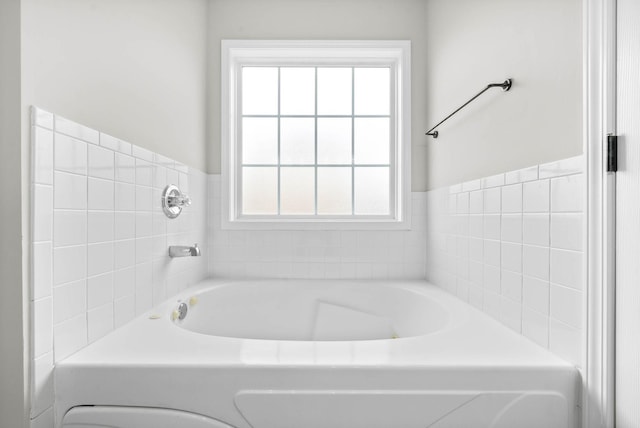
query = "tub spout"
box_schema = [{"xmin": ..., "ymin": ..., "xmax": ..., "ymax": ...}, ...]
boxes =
[{"xmin": 169, "ymin": 244, "xmax": 201, "ymax": 258}]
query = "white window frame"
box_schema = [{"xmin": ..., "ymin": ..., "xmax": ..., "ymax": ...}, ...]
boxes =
[{"xmin": 221, "ymin": 40, "xmax": 411, "ymax": 230}]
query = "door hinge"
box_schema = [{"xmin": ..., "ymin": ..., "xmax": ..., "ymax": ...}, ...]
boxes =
[{"xmin": 607, "ymin": 134, "xmax": 618, "ymax": 172}]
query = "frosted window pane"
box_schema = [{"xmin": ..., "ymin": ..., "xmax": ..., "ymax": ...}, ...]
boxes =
[
  {"xmin": 354, "ymin": 118, "xmax": 390, "ymax": 164},
  {"xmin": 354, "ymin": 167, "xmax": 389, "ymax": 215},
  {"xmin": 242, "ymin": 118, "xmax": 278, "ymax": 164},
  {"xmin": 354, "ymin": 68, "xmax": 390, "ymax": 115},
  {"xmin": 317, "ymin": 167, "xmax": 352, "ymax": 215},
  {"xmin": 280, "ymin": 167, "xmax": 315, "ymax": 215},
  {"xmin": 242, "ymin": 167, "xmax": 278, "ymax": 215},
  {"xmin": 281, "ymin": 68, "xmax": 315, "ymax": 115},
  {"xmin": 317, "ymin": 68, "xmax": 352, "ymax": 115},
  {"xmin": 281, "ymin": 118, "xmax": 315, "ymax": 164},
  {"xmin": 317, "ymin": 118, "xmax": 352, "ymax": 164},
  {"xmin": 242, "ymin": 67, "xmax": 278, "ymax": 115}
]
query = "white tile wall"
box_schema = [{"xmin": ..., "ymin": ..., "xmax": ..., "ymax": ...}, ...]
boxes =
[
  {"xmin": 29, "ymin": 107, "xmax": 208, "ymax": 425},
  {"xmin": 426, "ymin": 155, "xmax": 584, "ymax": 367},
  {"xmin": 207, "ymin": 175, "xmax": 428, "ymax": 280}
]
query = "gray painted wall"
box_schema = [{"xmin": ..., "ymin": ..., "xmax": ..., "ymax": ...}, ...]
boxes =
[
  {"xmin": 424, "ymin": 0, "xmax": 582, "ymax": 189},
  {"xmin": 206, "ymin": 0, "xmax": 430, "ymax": 189},
  {"xmin": 0, "ymin": 0, "xmax": 28, "ymax": 425},
  {"xmin": 21, "ymin": 0, "xmax": 209, "ymax": 172},
  {"xmin": 206, "ymin": 0, "xmax": 582, "ymax": 191}
]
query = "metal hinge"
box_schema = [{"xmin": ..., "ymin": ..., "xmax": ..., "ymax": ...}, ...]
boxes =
[{"xmin": 607, "ymin": 135, "xmax": 618, "ymax": 172}]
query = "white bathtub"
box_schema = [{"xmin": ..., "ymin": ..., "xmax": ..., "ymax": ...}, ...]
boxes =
[{"xmin": 56, "ymin": 279, "xmax": 580, "ymax": 428}]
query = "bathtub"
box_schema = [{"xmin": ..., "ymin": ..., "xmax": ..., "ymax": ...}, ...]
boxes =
[{"xmin": 56, "ymin": 279, "xmax": 580, "ymax": 428}]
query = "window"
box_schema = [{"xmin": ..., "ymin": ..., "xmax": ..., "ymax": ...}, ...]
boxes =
[{"xmin": 221, "ymin": 40, "xmax": 411, "ymax": 230}]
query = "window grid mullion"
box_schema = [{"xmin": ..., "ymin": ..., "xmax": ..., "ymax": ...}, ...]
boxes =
[
  {"xmin": 351, "ymin": 67, "xmax": 355, "ymax": 216},
  {"xmin": 277, "ymin": 67, "xmax": 281, "ymax": 215},
  {"xmin": 314, "ymin": 67, "xmax": 318, "ymax": 215}
]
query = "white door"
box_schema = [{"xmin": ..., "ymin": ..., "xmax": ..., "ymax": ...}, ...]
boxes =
[{"xmin": 615, "ymin": 0, "xmax": 640, "ymax": 425}]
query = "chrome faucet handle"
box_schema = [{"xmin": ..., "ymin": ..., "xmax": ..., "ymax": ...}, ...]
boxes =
[
  {"xmin": 168, "ymin": 193, "xmax": 191, "ymax": 208},
  {"xmin": 162, "ymin": 185, "xmax": 191, "ymax": 218}
]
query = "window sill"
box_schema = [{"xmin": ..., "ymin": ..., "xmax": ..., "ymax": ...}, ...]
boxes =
[{"xmin": 220, "ymin": 217, "xmax": 412, "ymax": 231}]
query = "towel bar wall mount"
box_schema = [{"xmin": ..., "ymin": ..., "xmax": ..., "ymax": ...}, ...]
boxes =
[{"xmin": 426, "ymin": 78, "xmax": 513, "ymax": 138}]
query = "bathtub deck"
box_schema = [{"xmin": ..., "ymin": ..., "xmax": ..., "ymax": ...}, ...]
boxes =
[{"xmin": 56, "ymin": 279, "xmax": 580, "ymax": 428}]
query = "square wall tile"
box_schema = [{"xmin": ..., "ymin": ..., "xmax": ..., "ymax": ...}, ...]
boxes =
[
  {"xmin": 115, "ymin": 182, "xmax": 136, "ymax": 211},
  {"xmin": 54, "ymin": 172, "xmax": 87, "ymax": 210},
  {"xmin": 53, "ymin": 210, "xmax": 87, "ymax": 247},
  {"xmin": 501, "ymin": 214, "xmax": 522, "ymax": 243},
  {"xmin": 88, "ymin": 272, "xmax": 114, "ymax": 309},
  {"xmin": 456, "ymin": 192, "xmax": 469, "ymax": 214},
  {"xmin": 523, "ymin": 275, "xmax": 550, "ymax": 315},
  {"xmin": 469, "ymin": 190, "xmax": 483, "ymax": 214},
  {"xmin": 114, "ymin": 240, "xmax": 136, "ymax": 270},
  {"xmin": 551, "ymin": 174, "xmax": 583, "ymax": 212},
  {"xmin": 135, "ymin": 263, "xmax": 153, "ymax": 314},
  {"xmin": 483, "ymin": 215, "xmax": 501, "ymax": 240},
  {"xmin": 523, "ymin": 214, "xmax": 550, "ymax": 246},
  {"xmin": 550, "ymin": 249, "xmax": 583, "ymax": 290},
  {"xmin": 114, "ymin": 267, "xmax": 135, "ymax": 299},
  {"xmin": 483, "ymin": 240, "xmax": 500, "ymax": 267},
  {"xmin": 469, "ymin": 215, "xmax": 483, "ymax": 238},
  {"xmin": 88, "ymin": 178, "xmax": 114, "ymax": 210},
  {"xmin": 501, "ymin": 242, "xmax": 522, "ymax": 273},
  {"xmin": 87, "ymin": 242, "xmax": 114, "ymax": 277},
  {"xmin": 135, "ymin": 213, "xmax": 153, "ymax": 238},
  {"xmin": 551, "ymin": 213, "xmax": 583, "ymax": 251},
  {"xmin": 53, "ymin": 313, "xmax": 88, "ymax": 362},
  {"xmin": 88, "ymin": 303, "xmax": 114, "ymax": 343},
  {"xmin": 523, "ymin": 179, "xmax": 550, "ymax": 213},
  {"xmin": 54, "ymin": 133, "xmax": 87, "ymax": 175},
  {"xmin": 135, "ymin": 186, "xmax": 153, "ymax": 212},
  {"xmin": 483, "ymin": 265, "xmax": 501, "ymax": 293},
  {"xmin": 88, "ymin": 144, "xmax": 115, "ymax": 180},
  {"xmin": 115, "ymin": 153, "xmax": 136, "ymax": 184},
  {"xmin": 550, "ymin": 284, "xmax": 582, "ymax": 329},
  {"xmin": 114, "ymin": 212, "xmax": 135, "ymax": 240},
  {"xmin": 469, "ymin": 238, "xmax": 483, "ymax": 262},
  {"xmin": 53, "ymin": 245, "xmax": 86, "ymax": 286},
  {"xmin": 469, "ymin": 260, "xmax": 483, "ymax": 286},
  {"xmin": 501, "ymin": 184, "xmax": 522, "ymax": 213},
  {"xmin": 136, "ymin": 159, "xmax": 153, "ymax": 186},
  {"xmin": 483, "ymin": 187, "xmax": 501, "ymax": 213},
  {"xmin": 523, "ymin": 245, "xmax": 549, "ymax": 281},
  {"xmin": 88, "ymin": 211, "xmax": 114, "ymax": 244},
  {"xmin": 53, "ymin": 279, "xmax": 86, "ymax": 324},
  {"xmin": 522, "ymin": 307, "xmax": 549, "ymax": 348},
  {"xmin": 501, "ymin": 270, "xmax": 522, "ymax": 302}
]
